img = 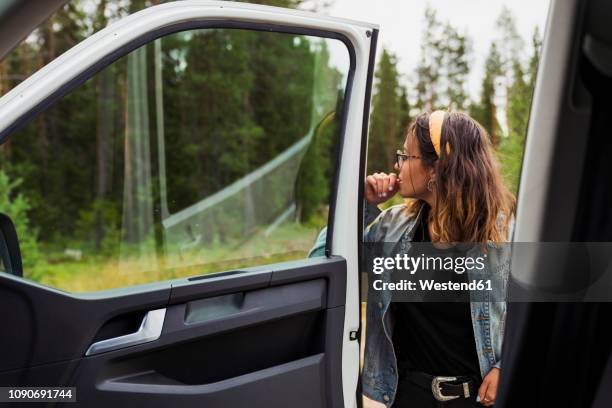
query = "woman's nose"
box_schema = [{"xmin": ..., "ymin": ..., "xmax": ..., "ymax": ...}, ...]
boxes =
[{"xmin": 394, "ymin": 162, "xmax": 400, "ymax": 172}]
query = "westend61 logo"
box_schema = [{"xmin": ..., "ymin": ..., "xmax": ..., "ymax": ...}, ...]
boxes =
[{"xmin": 371, "ymin": 253, "xmax": 487, "ymax": 275}]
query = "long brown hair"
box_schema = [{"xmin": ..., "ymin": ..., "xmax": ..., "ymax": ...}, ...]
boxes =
[{"xmin": 405, "ymin": 111, "xmax": 516, "ymax": 243}]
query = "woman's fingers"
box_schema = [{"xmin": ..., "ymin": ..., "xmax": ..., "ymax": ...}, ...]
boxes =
[
  {"xmin": 362, "ymin": 395, "xmax": 386, "ymax": 408},
  {"xmin": 388, "ymin": 172, "xmax": 398, "ymax": 192},
  {"xmin": 478, "ymin": 368, "xmax": 499, "ymax": 406},
  {"xmin": 478, "ymin": 377, "xmax": 494, "ymax": 407},
  {"xmin": 380, "ymin": 173, "xmax": 390, "ymax": 195},
  {"xmin": 365, "ymin": 175, "xmax": 381, "ymax": 204},
  {"xmin": 478, "ymin": 379, "xmax": 489, "ymax": 405},
  {"xmin": 364, "ymin": 172, "xmax": 397, "ymax": 204},
  {"xmin": 365, "ymin": 175, "xmax": 376, "ymax": 193},
  {"xmin": 484, "ymin": 376, "xmax": 497, "ymax": 407},
  {"xmin": 484, "ymin": 384, "xmax": 497, "ymax": 406},
  {"xmin": 374, "ymin": 173, "xmax": 385, "ymax": 197},
  {"xmin": 376, "ymin": 173, "xmax": 393, "ymax": 198}
]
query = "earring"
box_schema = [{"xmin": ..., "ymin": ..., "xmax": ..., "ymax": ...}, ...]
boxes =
[{"xmin": 427, "ymin": 178, "xmax": 436, "ymax": 192}]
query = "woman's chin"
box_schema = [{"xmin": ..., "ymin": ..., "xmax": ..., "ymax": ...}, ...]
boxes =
[
  {"xmin": 398, "ymin": 191, "xmax": 423, "ymax": 201},
  {"xmin": 397, "ymin": 191, "xmax": 412, "ymax": 199}
]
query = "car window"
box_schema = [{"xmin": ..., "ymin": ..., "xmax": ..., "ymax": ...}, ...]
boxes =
[{"xmin": 0, "ymin": 27, "xmax": 350, "ymax": 292}]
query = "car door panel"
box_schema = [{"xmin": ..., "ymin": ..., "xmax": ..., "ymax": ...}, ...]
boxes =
[
  {"xmin": 89, "ymin": 355, "xmax": 328, "ymax": 408},
  {"xmin": 0, "ymin": 257, "xmax": 346, "ymax": 407},
  {"xmin": 78, "ymin": 261, "xmax": 344, "ymax": 407},
  {"xmin": 0, "ymin": 274, "xmax": 171, "ymax": 371}
]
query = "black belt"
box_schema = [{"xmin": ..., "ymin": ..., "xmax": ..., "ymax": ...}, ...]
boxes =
[{"xmin": 404, "ymin": 370, "xmax": 478, "ymax": 402}]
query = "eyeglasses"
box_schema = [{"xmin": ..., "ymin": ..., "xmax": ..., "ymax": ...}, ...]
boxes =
[{"xmin": 395, "ymin": 150, "xmax": 421, "ymax": 168}]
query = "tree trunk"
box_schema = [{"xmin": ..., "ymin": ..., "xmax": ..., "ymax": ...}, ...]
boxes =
[
  {"xmin": 95, "ymin": 68, "xmax": 116, "ymax": 248},
  {"xmin": 491, "ymin": 104, "xmax": 499, "ymax": 147}
]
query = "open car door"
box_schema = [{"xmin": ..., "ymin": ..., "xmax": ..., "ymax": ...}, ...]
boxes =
[
  {"xmin": 498, "ymin": 0, "xmax": 612, "ymax": 406},
  {"xmin": 0, "ymin": 2, "xmax": 378, "ymax": 407}
]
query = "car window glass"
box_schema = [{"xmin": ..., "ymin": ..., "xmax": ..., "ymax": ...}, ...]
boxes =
[{"xmin": 0, "ymin": 27, "xmax": 350, "ymax": 292}]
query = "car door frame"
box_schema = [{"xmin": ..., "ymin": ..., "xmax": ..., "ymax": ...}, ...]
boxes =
[{"xmin": 499, "ymin": 0, "xmax": 612, "ymax": 406}]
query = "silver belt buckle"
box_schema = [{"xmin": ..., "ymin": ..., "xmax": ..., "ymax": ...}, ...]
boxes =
[{"xmin": 431, "ymin": 376, "xmax": 460, "ymax": 402}]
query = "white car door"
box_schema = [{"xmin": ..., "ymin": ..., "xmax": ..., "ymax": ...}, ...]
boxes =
[{"xmin": 0, "ymin": 2, "xmax": 378, "ymax": 407}]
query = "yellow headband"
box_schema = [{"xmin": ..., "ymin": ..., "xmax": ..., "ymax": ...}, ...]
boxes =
[{"xmin": 429, "ymin": 110, "xmax": 449, "ymax": 157}]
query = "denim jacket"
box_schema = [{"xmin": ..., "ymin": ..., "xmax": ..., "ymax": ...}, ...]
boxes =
[{"xmin": 309, "ymin": 203, "xmax": 511, "ymax": 407}]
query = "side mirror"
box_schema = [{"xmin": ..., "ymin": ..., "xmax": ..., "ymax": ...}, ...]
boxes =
[{"xmin": 0, "ymin": 213, "xmax": 23, "ymax": 277}]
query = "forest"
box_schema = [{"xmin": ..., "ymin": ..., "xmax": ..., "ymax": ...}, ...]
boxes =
[
  {"xmin": 0, "ymin": 0, "xmax": 540, "ymax": 292},
  {"xmin": 367, "ymin": 5, "xmax": 541, "ymax": 195}
]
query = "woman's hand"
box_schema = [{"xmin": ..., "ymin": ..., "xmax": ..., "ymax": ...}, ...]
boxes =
[
  {"xmin": 362, "ymin": 395, "xmax": 386, "ymax": 408},
  {"xmin": 478, "ymin": 367, "xmax": 500, "ymax": 406},
  {"xmin": 365, "ymin": 172, "xmax": 399, "ymax": 205}
]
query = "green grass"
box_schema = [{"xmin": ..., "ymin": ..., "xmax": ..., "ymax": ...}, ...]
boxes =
[
  {"xmin": 496, "ymin": 135, "xmax": 525, "ymax": 195},
  {"xmin": 25, "ymin": 221, "xmax": 323, "ymax": 293}
]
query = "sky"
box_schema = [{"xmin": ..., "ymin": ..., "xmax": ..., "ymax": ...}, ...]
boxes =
[
  {"xmin": 320, "ymin": 0, "xmax": 551, "ymax": 102},
  {"xmin": 24, "ymin": 0, "xmax": 550, "ymax": 108}
]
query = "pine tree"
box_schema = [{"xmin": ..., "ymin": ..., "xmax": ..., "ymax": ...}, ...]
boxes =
[
  {"xmin": 368, "ymin": 49, "xmax": 403, "ymax": 174},
  {"xmin": 528, "ymin": 26, "xmax": 542, "ymax": 91},
  {"xmin": 415, "ymin": 6, "xmax": 443, "ymax": 111},
  {"xmin": 495, "ymin": 6, "xmax": 524, "ymax": 80},
  {"xmin": 507, "ymin": 60, "xmax": 530, "ymax": 140},
  {"xmin": 495, "ymin": 6, "xmax": 524, "ymax": 132},
  {"xmin": 497, "ymin": 25, "xmax": 543, "ymax": 194},
  {"xmin": 442, "ymin": 25, "xmax": 471, "ymax": 110},
  {"xmin": 398, "ymin": 86, "xmax": 412, "ymax": 137},
  {"xmin": 471, "ymin": 43, "xmax": 503, "ymax": 146},
  {"xmin": 414, "ymin": 7, "xmax": 472, "ymax": 111}
]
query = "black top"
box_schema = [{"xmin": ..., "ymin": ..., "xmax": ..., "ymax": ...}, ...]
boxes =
[{"xmin": 392, "ymin": 206, "xmax": 481, "ymax": 379}]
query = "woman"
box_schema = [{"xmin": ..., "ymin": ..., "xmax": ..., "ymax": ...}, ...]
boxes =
[
  {"xmin": 310, "ymin": 111, "xmax": 515, "ymax": 407},
  {"xmin": 362, "ymin": 111, "xmax": 514, "ymax": 407}
]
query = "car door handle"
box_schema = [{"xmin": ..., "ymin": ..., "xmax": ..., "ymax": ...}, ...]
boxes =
[{"xmin": 85, "ymin": 308, "xmax": 166, "ymax": 356}]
